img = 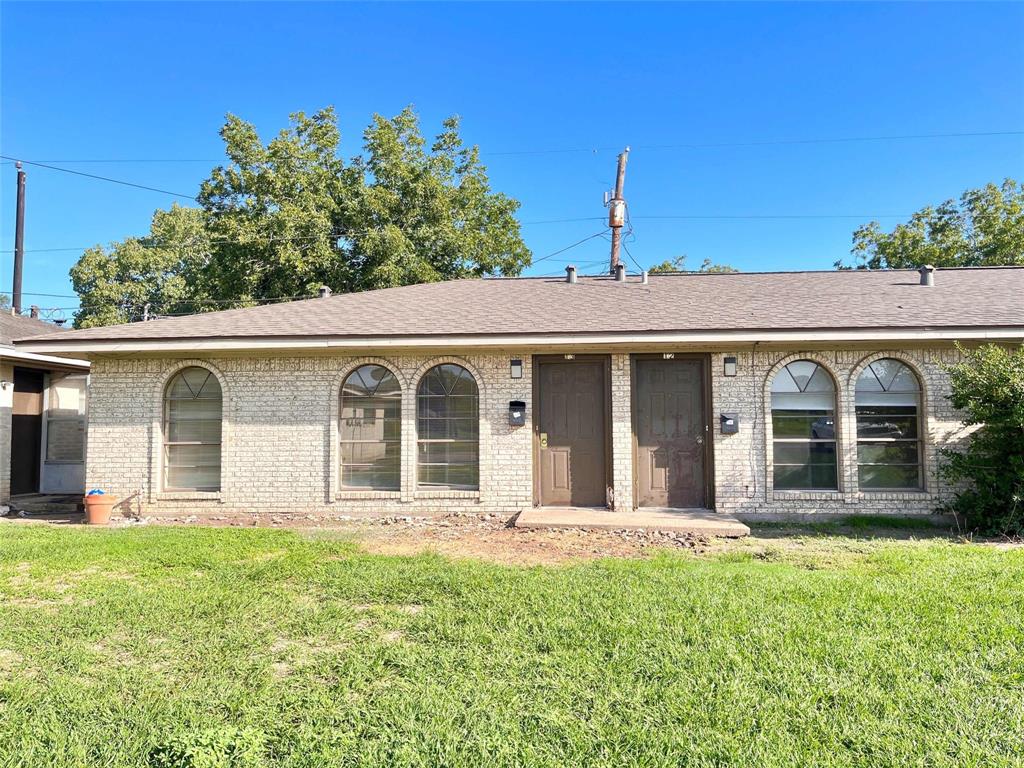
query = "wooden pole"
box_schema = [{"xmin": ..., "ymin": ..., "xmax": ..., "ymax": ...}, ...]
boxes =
[
  {"xmin": 13, "ymin": 162, "xmax": 26, "ymax": 314},
  {"xmin": 608, "ymin": 147, "xmax": 630, "ymax": 274}
]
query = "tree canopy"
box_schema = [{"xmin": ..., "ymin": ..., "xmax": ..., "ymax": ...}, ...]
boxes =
[
  {"xmin": 842, "ymin": 178, "xmax": 1023, "ymax": 270},
  {"xmin": 71, "ymin": 107, "xmax": 531, "ymax": 328},
  {"xmin": 649, "ymin": 256, "xmax": 738, "ymax": 274}
]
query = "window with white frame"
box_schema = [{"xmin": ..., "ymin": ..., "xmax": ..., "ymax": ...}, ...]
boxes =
[
  {"xmin": 416, "ymin": 364, "xmax": 479, "ymax": 490},
  {"xmin": 339, "ymin": 365, "xmax": 402, "ymax": 490},
  {"xmin": 45, "ymin": 374, "xmax": 87, "ymax": 463},
  {"xmin": 771, "ymin": 360, "xmax": 839, "ymax": 491},
  {"xmin": 855, "ymin": 359, "xmax": 924, "ymax": 490},
  {"xmin": 163, "ymin": 367, "xmax": 222, "ymax": 492}
]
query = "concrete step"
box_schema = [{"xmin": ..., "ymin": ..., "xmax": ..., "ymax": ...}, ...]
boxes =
[
  {"xmin": 515, "ymin": 507, "xmax": 750, "ymax": 537},
  {"xmin": 8, "ymin": 494, "xmax": 84, "ymax": 515}
]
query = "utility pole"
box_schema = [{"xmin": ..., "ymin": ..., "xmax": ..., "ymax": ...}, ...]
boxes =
[
  {"xmin": 607, "ymin": 146, "xmax": 630, "ymax": 274},
  {"xmin": 13, "ymin": 161, "xmax": 26, "ymax": 315}
]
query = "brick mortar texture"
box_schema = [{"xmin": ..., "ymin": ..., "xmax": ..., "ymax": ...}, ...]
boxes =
[
  {"xmin": 710, "ymin": 346, "xmax": 970, "ymax": 516},
  {"xmin": 0, "ymin": 362, "xmax": 11, "ymax": 502},
  {"xmin": 85, "ymin": 346, "xmax": 968, "ymax": 518},
  {"xmin": 86, "ymin": 353, "xmax": 534, "ymax": 517}
]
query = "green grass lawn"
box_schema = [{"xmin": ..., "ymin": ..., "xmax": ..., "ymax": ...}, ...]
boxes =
[{"xmin": 1, "ymin": 525, "xmax": 1022, "ymax": 767}]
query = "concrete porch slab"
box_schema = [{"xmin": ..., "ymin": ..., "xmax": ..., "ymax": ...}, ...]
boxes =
[{"xmin": 515, "ymin": 507, "xmax": 750, "ymax": 537}]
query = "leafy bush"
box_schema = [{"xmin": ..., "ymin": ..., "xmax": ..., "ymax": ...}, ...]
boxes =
[
  {"xmin": 941, "ymin": 344, "xmax": 1024, "ymax": 535},
  {"xmin": 148, "ymin": 726, "xmax": 267, "ymax": 768}
]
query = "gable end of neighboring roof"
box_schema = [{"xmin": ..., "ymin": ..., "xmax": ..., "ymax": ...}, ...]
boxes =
[{"xmin": 1, "ymin": 312, "xmax": 67, "ymax": 346}]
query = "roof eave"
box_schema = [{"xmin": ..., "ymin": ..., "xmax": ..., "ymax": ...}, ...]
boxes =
[
  {"xmin": 13, "ymin": 326, "xmax": 1024, "ymax": 356},
  {"xmin": 0, "ymin": 346, "xmax": 91, "ymax": 370}
]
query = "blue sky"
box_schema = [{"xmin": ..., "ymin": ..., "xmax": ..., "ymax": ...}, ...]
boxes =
[{"xmin": 2, "ymin": 1, "xmax": 1022, "ymax": 319}]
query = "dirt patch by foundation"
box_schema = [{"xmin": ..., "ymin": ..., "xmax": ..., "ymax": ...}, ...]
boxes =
[
  {"xmin": 353, "ymin": 524, "xmax": 708, "ymax": 565},
  {"xmin": 7, "ymin": 509, "xmax": 1001, "ymax": 566},
  {"xmin": 106, "ymin": 511, "xmax": 708, "ymax": 565}
]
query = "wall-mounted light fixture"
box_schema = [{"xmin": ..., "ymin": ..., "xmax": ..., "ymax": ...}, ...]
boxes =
[
  {"xmin": 723, "ymin": 356, "xmax": 738, "ymax": 377},
  {"xmin": 510, "ymin": 359, "xmax": 523, "ymax": 379},
  {"xmin": 0, "ymin": 380, "xmax": 11, "ymax": 390}
]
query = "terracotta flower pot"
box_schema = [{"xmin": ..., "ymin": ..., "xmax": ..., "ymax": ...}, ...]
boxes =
[{"xmin": 83, "ymin": 495, "xmax": 117, "ymax": 525}]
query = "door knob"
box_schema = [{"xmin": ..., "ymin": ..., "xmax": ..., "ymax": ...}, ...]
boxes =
[
  {"xmin": 695, "ymin": 435, "xmax": 704, "ymax": 445},
  {"xmin": 539, "ymin": 432, "xmax": 548, "ymax": 448}
]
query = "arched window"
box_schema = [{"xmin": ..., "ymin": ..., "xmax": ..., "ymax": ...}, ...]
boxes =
[
  {"xmin": 771, "ymin": 360, "xmax": 838, "ymax": 490},
  {"xmin": 164, "ymin": 367, "xmax": 222, "ymax": 492},
  {"xmin": 855, "ymin": 359, "xmax": 923, "ymax": 490},
  {"xmin": 417, "ymin": 364, "xmax": 479, "ymax": 490},
  {"xmin": 340, "ymin": 365, "xmax": 402, "ymax": 490}
]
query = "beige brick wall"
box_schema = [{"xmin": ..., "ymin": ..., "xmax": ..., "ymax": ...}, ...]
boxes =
[
  {"xmin": 609, "ymin": 354, "xmax": 634, "ymax": 512},
  {"xmin": 710, "ymin": 346, "xmax": 970, "ymax": 516},
  {"xmin": 84, "ymin": 346, "xmax": 968, "ymax": 518},
  {"xmin": 0, "ymin": 361, "xmax": 12, "ymax": 502},
  {"xmin": 86, "ymin": 353, "xmax": 536, "ymax": 517}
]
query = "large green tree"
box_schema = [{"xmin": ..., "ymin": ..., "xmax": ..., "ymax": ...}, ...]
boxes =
[
  {"xmin": 843, "ymin": 178, "xmax": 1024, "ymax": 270},
  {"xmin": 70, "ymin": 205, "xmax": 210, "ymax": 327},
  {"xmin": 71, "ymin": 107, "xmax": 530, "ymax": 328}
]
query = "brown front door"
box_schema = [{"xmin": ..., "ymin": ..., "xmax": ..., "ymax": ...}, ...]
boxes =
[
  {"xmin": 536, "ymin": 358, "xmax": 608, "ymax": 507},
  {"xmin": 11, "ymin": 368, "xmax": 45, "ymax": 496},
  {"xmin": 634, "ymin": 357, "xmax": 708, "ymax": 508}
]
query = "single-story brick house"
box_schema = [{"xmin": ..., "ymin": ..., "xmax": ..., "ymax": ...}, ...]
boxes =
[
  {"xmin": 14, "ymin": 265, "xmax": 1024, "ymax": 521},
  {"xmin": 2, "ymin": 312, "xmax": 89, "ymax": 505}
]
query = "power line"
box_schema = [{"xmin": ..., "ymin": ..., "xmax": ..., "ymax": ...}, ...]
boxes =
[
  {"xmin": 3, "ymin": 232, "xmax": 612, "ymax": 309},
  {"xmin": 14, "ymin": 212, "xmax": 916, "ymax": 256},
  {"xmin": 0, "ymin": 290, "xmax": 316, "ymax": 305},
  {"xmin": 0, "ymin": 158, "xmax": 221, "ymax": 165},
  {"xmin": 631, "ymin": 130, "xmax": 1024, "ymax": 152},
  {"xmin": 529, "ymin": 231, "xmax": 608, "ymax": 265},
  {"xmin": 0, "ymin": 218, "xmax": 612, "ymax": 255},
  {"xmin": 487, "ymin": 130, "xmax": 1024, "ymax": 155},
  {"xmin": 631, "ymin": 214, "xmax": 912, "ymax": 221},
  {"xmin": 3, "ymin": 129, "xmax": 1020, "ymax": 165},
  {"xmin": 0, "ymin": 233, "xmax": 337, "ymax": 255},
  {"xmin": 0, "ymin": 156, "xmax": 198, "ymax": 200},
  {"xmin": 521, "ymin": 216, "xmax": 605, "ymax": 225},
  {"xmin": 620, "ymin": 241, "xmax": 644, "ymax": 273}
]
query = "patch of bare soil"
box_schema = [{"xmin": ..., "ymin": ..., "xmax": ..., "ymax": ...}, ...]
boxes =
[
  {"xmin": 141, "ymin": 512, "xmax": 711, "ymax": 565},
  {"xmin": 349, "ymin": 520, "xmax": 708, "ymax": 565},
  {"xmin": 0, "ymin": 649, "xmax": 37, "ymax": 680}
]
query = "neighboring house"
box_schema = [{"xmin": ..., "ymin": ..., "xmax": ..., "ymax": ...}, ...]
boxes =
[
  {"xmin": 1, "ymin": 313, "xmax": 89, "ymax": 504},
  {"xmin": 14, "ymin": 266, "xmax": 1024, "ymax": 520}
]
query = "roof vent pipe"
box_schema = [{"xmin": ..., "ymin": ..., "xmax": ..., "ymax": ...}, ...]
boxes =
[
  {"xmin": 566, "ymin": 265, "xmax": 577, "ymax": 284},
  {"xmin": 614, "ymin": 263, "xmax": 626, "ymax": 282},
  {"xmin": 641, "ymin": 270, "xmax": 649, "ymax": 285},
  {"xmin": 318, "ymin": 285, "xmax": 332, "ymax": 298},
  {"xmin": 919, "ymin": 265, "xmax": 935, "ymax": 287}
]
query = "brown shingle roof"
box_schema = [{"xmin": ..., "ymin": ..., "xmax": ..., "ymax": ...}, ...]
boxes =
[
  {"xmin": 1, "ymin": 312, "xmax": 65, "ymax": 346},
  {"xmin": 16, "ymin": 267, "xmax": 1024, "ymax": 347}
]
